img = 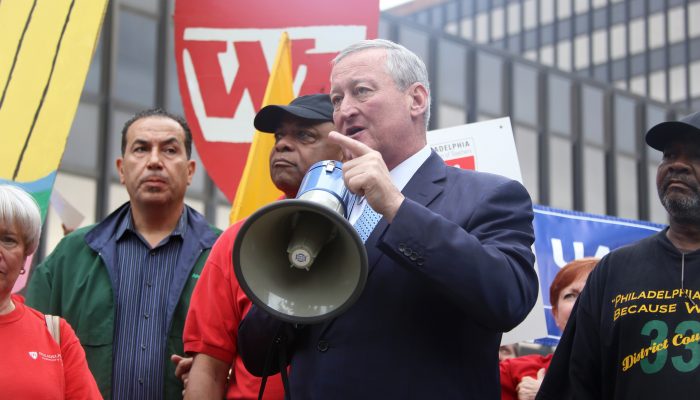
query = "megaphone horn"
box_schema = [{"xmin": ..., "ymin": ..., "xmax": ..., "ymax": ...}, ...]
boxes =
[{"xmin": 233, "ymin": 160, "xmax": 368, "ymax": 324}]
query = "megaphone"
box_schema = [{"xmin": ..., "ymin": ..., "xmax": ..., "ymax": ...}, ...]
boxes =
[{"xmin": 233, "ymin": 160, "xmax": 368, "ymax": 324}]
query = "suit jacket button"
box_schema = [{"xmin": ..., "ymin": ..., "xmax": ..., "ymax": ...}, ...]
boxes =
[
  {"xmin": 410, "ymin": 253, "xmax": 418, "ymax": 261},
  {"xmin": 416, "ymin": 258, "xmax": 425, "ymax": 266},
  {"xmin": 317, "ymin": 340, "xmax": 329, "ymax": 352},
  {"xmin": 398, "ymin": 243, "xmax": 406, "ymax": 252}
]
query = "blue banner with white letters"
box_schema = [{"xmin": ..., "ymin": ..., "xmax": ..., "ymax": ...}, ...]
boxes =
[{"xmin": 533, "ymin": 205, "xmax": 665, "ymax": 346}]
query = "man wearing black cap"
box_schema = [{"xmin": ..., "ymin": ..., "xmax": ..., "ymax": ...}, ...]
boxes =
[
  {"xmin": 537, "ymin": 111, "xmax": 700, "ymax": 400},
  {"xmin": 181, "ymin": 94, "xmax": 342, "ymax": 399}
]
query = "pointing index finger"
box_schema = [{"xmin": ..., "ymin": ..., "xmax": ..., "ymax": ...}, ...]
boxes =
[{"xmin": 328, "ymin": 131, "xmax": 373, "ymax": 160}]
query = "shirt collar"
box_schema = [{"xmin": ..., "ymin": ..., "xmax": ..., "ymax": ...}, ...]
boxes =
[
  {"xmin": 116, "ymin": 207, "xmax": 188, "ymax": 241},
  {"xmin": 389, "ymin": 144, "xmax": 432, "ymax": 191}
]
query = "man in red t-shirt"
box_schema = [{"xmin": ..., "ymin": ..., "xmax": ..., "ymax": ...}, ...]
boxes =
[{"xmin": 182, "ymin": 94, "xmax": 343, "ymax": 399}]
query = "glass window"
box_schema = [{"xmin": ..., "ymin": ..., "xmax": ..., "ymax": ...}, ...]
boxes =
[
  {"xmin": 581, "ymin": 85, "xmax": 605, "ymax": 145},
  {"xmin": 574, "ymin": 0, "xmax": 589, "ymax": 14},
  {"xmin": 476, "ymin": 13, "xmax": 489, "ymax": 42},
  {"xmin": 583, "ymin": 146, "xmax": 606, "ymax": 215},
  {"xmin": 507, "ymin": 3, "xmax": 521, "ymax": 35},
  {"xmin": 669, "ymin": 66, "xmax": 687, "ymax": 104},
  {"xmin": 629, "ymin": 19, "xmax": 646, "ymax": 54},
  {"xmin": 508, "ymin": 36, "xmax": 521, "ymax": 52},
  {"xmin": 398, "ymin": 27, "xmax": 430, "ymax": 70},
  {"xmin": 524, "ymin": 0, "xmax": 537, "ymax": 29},
  {"xmin": 649, "ymin": 71, "xmax": 667, "ymax": 102},
  {"xmin": 115, "ymin": 10, "xmax": 157, "ymax": 107},
  {"xmin": 648, "ymin": 1, "xmax": 664, "ymax": 14},
  {"xmin": 691, "ymin": 61, "xmax": 700, "ymax": 98},
  {"xmin": 476, "ymin": 52, "xmax": 503, "ymax": 115},
  {"xmin": 437, "ymin": 41, "xmax": 467, "ymax": 107},
  {"xmin": 592, "ymin": 0, "xmax": 607, "ymax": 8},
  {"xmin": 549, "ymin": 136, "xmax": 573, "ymax": 210},
  {"xmin": 60, "ymin": 102, "xmax": 99, "ymax": 174},
  {"xmin": 558, "ymin": 41, "xmax": 572, "ymax": 71},
  {"xmin": 513, "ymin": 125, "xmax": 539, "ymax": 202},
  {"xmin": 512, "ymin": 64, "xmax": 538, "ymax": 126},
  {"xmin": 593, "ymin": 65, "xmax": 608, "ymax": 81},
  {"xmin": 491, "ymin": 8, "xmax": 505, "ymax": 40},
  {"xmin": 649, "ymin": 48, "xmax": 666, "ymax": 71},
  {"xmin": 574, "ymin": 35, "xmax": 590, "ymax": 70},
  {"xmin": 668, "ymin": 7, "xmax": 686, "ymax": 44},
  {"xmin": 540, "ymin": 0, "xmax": 554, "ymax": 24},
  {"xmin": 648, "ymin": 13, "xmax": 665, "ymax": 49},
  {"xmin": 592, "ymin": 30, "xmax": 608, "ymax": 65},
  {"xmin": 541, "ymin": 45, "xmax": 554, "ymax": 66},
  {"xmin": 460, "ymin": 17, "xmax": 474, "ymax": 40},
  {"xmin": 630, "ymin": 75, "xmax": 646, "ymax": 96},
  {"xmin": 690, "ymin": 3, "xmax": 700, "ymax": 38},
  {"xmin": 548, "ymin": 75, "xmax": 572, "ymax": 136},
  {"xmin": 616, "ymin": 155, "xmax": 638, "ymax": 219},
  {"xmin": 610, "ymin": 24, "xmax": 626, "ymax": 59},
  {"xmin": 613, "ymin": 95, "xmax": 637, "ymax": 154},
  {"xmin": 630, "ymin": 54, "xmax": 646, "ymax": 75},
  {"xmin": 558, "ymin": 0, "xmax": 572, "ymax": 19},
  {"xmin": 524, "ymin": 30, "xmax": 537, "ymax": 50}
]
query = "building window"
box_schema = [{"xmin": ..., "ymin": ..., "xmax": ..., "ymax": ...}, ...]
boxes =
[
  {"xmin": 583, "ymin": 147, "xmax": 606, "ymax": 215},
  {"xmin": 610, "ymin": 24, "xmax": 626, "ymax": 59},
  {"xmin": 690, "ymin": 3, "xmax": 700, "ymax": 38},
  {"xmin": 115, "ymin": 10, "xmax": 157, "ymax": 107},
  {"xmin": 476, "ymin": 52, "xmax": 503, "ymax": 115},
  {"xmin": 669, "ymin": 65, "xmax": 687, "ymax": 103},
  {"xmin": 574, "ymin": 34, "xmax": 590, "ymax": 70},
  {"xmin": 592, "ymin": 29, "xmax": 608, "ymax": 65},
  {"xmin": 648, "ymin": 13, "xmax": 666, "ymax": 49},
  {"xmin": 541, "ymin": 0, "xmax": 555, "ymax": 24},
  {"xmin": 548, "ymin": 75, "xmax": 572, "ymax": 136},
  {"xmin": 649, "ymin": 70, "xmax": 667, "ymax": 102},
  {"xmin": 524, "ymin": 0, "xmax": 537, "ymax": 29},
  {"xmin": 541, "ymin": 45, "xmax": 555, "ymax": 65},
  {"xmin": 574, "ymin": 0, "xmax": 589, "ymax": 14},
  {"xmin": 476, "ymin": 13, "xmax": 489, "ymax": 42},
  {"xmin": 629, "ymin": 18, "xmax": 646, "ymax": 54},
  {"xmin": 581, "ymin": 85, "xmax": 605, "ymax": 146},
  {"xmin": 513, "ymin": 125, "xmax": 539, "ymax": 202},
  {"xmin": 668, "ymin": 7, "xmax": 686, "ymax": 44},
  {"xmin": 512, "ymin": 64, "xmax": 539, "ymax": 126},
  {"xmin": 558, "ymin": 0, "xmax": 572, "ymax": 19},
  {"xmin": 549, "ymin": 136, "xmax": 574, "ymax": 210},
  {"xmin": 558, "ymin": 41, "xmax": 572, "ymax": 71},
  {"xmin": 616, "ymin": 155, "xmax": 638, "ymax": 219},
  {"xmin": 491, "ymin": 7, "xmax": 505, "ymax": 40},
  {"xmin": 614, "ymin": 95, "xmax": 637, "ymax": 154},
  {"xmin": 507, "ymin": 3, "xmax": 521, "ymax": 35}
]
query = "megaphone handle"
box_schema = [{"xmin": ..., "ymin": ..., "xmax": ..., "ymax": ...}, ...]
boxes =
[{"xmin": 257, "ymin": 331, "xmax": 292, "ymax": 400}]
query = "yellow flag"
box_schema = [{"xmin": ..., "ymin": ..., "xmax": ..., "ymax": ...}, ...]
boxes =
[{"xmin": 229, "ymin": 32, "xmax": 292, "ymax": 224}]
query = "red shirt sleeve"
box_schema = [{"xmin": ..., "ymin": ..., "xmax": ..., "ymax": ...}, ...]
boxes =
[{"xmin": 60, "ymin": 318, "xmax": 102, "ymax": 399}]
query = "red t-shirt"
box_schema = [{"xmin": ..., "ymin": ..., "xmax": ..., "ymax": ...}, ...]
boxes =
[
  {"xmin": 0, "ymin": 295, "xmax": 102, "ymax": 399},
  {"xmin": 499, "ymin": 353, "xmax": 553, "ymax": 400},
  {"xmin": 184, "ymin": 220, "xmax": 284, "ymax": 400}
]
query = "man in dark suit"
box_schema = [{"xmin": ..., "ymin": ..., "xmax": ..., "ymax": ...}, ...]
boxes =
[{"xmin": 238, "ymin": 39, "xmax": 538, "ymax": 399}]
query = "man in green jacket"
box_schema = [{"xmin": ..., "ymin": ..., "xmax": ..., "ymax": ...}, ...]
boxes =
[{"xmin": 26, "ymin": 108, "xmax": 221, "ymax": 400}]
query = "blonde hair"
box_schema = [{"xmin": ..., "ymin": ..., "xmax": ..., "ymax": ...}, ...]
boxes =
[{"xmin": 0, "ymin": 185, "xmax": 42, "ymax": 254}]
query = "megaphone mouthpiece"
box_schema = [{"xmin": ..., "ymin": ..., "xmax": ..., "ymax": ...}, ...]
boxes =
[{"xmin": 286, "ymin": 211, "xmax": 335, "ymax": 270}]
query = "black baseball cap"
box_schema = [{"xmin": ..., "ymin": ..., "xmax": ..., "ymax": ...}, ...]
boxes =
[
  {"xmin": 254, "ymin": 94, "xmax": 333, "ymax": 133},
  {"xmin": 645, "ymin": 111, "xmax": 700, "ymax": 151}
]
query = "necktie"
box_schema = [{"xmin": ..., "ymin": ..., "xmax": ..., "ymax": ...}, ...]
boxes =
[{"xmin": 353, "ymin": 203, "xmax": 382, "ymax": 243}]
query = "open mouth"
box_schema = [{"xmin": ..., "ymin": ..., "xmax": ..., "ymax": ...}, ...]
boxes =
[{"xmin": 346, "ymin": 126, "xmax": 364, "ymax": 137}]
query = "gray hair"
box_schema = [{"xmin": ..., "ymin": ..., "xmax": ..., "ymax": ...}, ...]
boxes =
[
  {"xmin": 0, "ymin": 185, "xmax": 42, "ymax": 254},
  {"xmin": 333, "ymin": 39, "xmax": 431, "ymax": 129}
]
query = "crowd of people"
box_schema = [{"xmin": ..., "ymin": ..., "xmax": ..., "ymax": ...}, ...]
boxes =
[{"xmin": 2, "ymin": 38, "xmax": 699, "ymax": 399}]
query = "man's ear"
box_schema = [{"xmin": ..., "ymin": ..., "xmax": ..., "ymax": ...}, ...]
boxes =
[
  {"xmin": 408, "ymin": 82, "xmax": 429, "ymax": 119},
  {"xmin": 116, "ymin": 158, "xmax": 125, "ymax": 184}
]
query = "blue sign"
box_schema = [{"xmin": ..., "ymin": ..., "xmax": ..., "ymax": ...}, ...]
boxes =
[{"xmin": 532, "ymin": 205, "xmax": 665, "ymax": 346}]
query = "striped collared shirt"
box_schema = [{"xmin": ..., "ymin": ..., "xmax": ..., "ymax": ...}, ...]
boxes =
[{"xmin": 111, "ymin": 208, "xmax": 187, "ymax": 400}]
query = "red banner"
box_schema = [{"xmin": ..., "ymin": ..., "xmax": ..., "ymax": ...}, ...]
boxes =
[{"xmin": 174, "ymin": 0, "xmax": 379, "ymax": 200}]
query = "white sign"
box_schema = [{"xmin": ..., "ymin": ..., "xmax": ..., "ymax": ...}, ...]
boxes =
[{"xmin": 428, "ymin": 117, "xmax": 547, "ymax": 345}]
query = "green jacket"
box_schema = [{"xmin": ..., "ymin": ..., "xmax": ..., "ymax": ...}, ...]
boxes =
[{"xmin": 26, "ymin": 203, "xmax": 220, "ymax": 399}]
